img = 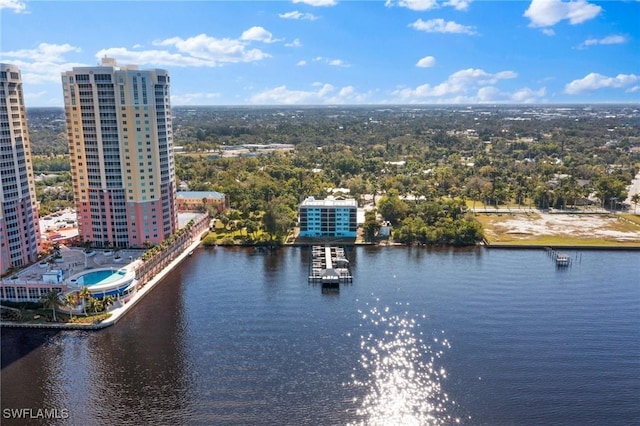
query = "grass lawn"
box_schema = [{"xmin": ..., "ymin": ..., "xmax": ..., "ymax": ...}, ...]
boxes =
[
  {"xmin": 202, "ymin": 228, "xmax": 279, "ymax": 246},
  {"xmin": 620, "ymin": 214, "xmax": 640, "ymax": 226},
  {"xmin": 0, "ymin": 307, "xmax": 112, "ymax": 325}
]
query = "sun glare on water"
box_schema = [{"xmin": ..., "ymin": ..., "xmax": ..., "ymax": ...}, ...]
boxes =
[{"xmin": 348, "ymin": 300, "xmax": 460, "ymax": 426}]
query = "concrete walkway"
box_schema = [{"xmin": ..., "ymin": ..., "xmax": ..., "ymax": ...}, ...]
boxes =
[
  {"xmin": 625, "ymin": 171, "xmax": 640, "ymax": 212},
  {"xmin": 95, "ymin": 238, "xmax": 202, "ymax": 328},
  {"xmin": 1, "ymin": 235, "xmax": 205, "ymax": 330}
]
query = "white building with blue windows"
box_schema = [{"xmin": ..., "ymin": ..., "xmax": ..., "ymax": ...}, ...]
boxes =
[{"xmin": 298, "ymin": 196, "xmax": 357, "ymax": 238}]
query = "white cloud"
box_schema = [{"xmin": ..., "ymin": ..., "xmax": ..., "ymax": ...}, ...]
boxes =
[
  {"xmin": 328, "ymin": 59, "xmax": 349, "ymax": 67},
  {"xmin": 23, "ymin": 92, "xmax": 61, "ymax": 107},
  {"xmin": 23, "ymin": 90, "xmax": 47, "ymax": 104},
  {"xmin": 24, "ymin": 90, "xmax": 47, "ymax": 98},
  {"xmin": 250, "ymin": 83, "xmax": 370, "ymax": 104},
  {"xmin": 171, "ymin": 92, "xmax": 221, "ymax": 106},
  {"xmin": 473, "ymin": 86, "xmax": 546, "ymax": 103},
  {"xmin": 312, "ymin": 56, "xmax": 350, "ymax": 67},
  {"xmin": 151, "ymin": 33, "xmax": 271, "ymax": 65},
  {"xmin": 2, "ymin": 43, "xmax": 81, "ymax": 62},
  {"xmin": 564, "ymin": 73, "xmax": 640, "ymax": 94},
  {"xmin": 391, "ymin": 68, "xmax": 522, "ymax": 103},
  {"xmin": 510, "ymin": 87, "xmax": 547, "ymax": 103},
  {"xmin": 0, "ymin": 0, "xmax": 27, "ymax": 13},
  {"xmin": 444, "ymin": 0, "xmax": 473, "ymax": 11},
  {"xmin": 286, "ymin": 39, "xmax": 303, "ymax": 48},
  {"xmin": 279, "ymin": 10, "xmax": 319, "ymax": 20},
  {"xmin": 542, "ymin": 28, "xmax": 555, "ymax": 36},
  {"xmin": 296, "ymin": 60, "xmax": 307, "ymax": 66},
  {"xmin": 385, "ymin": 0, "xmax": 473, "ymax": 10},
  {"xmin": 524, "ymin": 0, "xmax": 601, "ymax": 28},
  {"xmin": 577, "ymin": 34, "xmax": 627, "ymax": 49},
  {"xmin": 95, "ymin": 48, "xmax": 214, "ymax": 67},
  {"xmin": 240, "ymin": 26, "xmax": 280, "ymax": 43},
  {"xmin": 410, "ymin": 18, "xmax": 476, "ymax": 35},
  {"xmin": 292, "ymin": 0, "xmax": 336, "ymax": 6},
  {"xmin": 416, "ymin": 56, "xmax": 436, "ymax": 68},
  {"xmin": 0, "ymin": 43, "xmax": 85, "ymax": 84},
  {"xmin": 476, "ymin": 86, "xmax": 501, "ymax": 102},
  {"xmin": 385, "ymin": 0, "xmax": 439, "ymax": 11}
]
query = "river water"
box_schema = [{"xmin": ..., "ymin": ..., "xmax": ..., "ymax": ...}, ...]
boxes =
[{"xmin": 1, "ymin": 247, "xmax": 639, "ymax": 425}]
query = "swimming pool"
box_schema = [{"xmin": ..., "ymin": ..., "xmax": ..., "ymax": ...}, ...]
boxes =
[
  {"xmin": 77, "ymin": 269, "xmax": 127, "ymax": 286},
  {"xmin": 69, "ymin": 267, "xmax": 136, "ymax": 298}
]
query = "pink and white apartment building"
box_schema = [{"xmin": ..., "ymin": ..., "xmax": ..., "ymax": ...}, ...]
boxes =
[
  {"xmin": 0, "ymin": 64, "xmax": 41, "ymax": 274},
  {"xmin": 61, "ymin": 58, "xmax": 177, "ymax": 249}
]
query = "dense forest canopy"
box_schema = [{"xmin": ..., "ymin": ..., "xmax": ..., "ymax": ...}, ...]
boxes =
[{"xmin": 26, "ymin": 105, "xmax": 640, "ymax": 244}]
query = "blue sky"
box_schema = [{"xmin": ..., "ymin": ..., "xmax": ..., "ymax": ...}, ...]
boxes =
[{"xmin": 1, "ymin": 0, "xmax": 638, "ymax": 106}]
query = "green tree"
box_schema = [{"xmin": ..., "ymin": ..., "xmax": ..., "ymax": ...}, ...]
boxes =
[
  {"xmin": 363, "ymin": 209, "xmax": 381, "ymax": 242},
  {"xmin": 394, "ymin": 216, "xmax": 427, "ymax": 245},
  {"xmin": 65, "ymin": 292, "xmax": 79, "ymax": 320},
  {"xmin": 452, "ymin": 218, "xmax": 484, "ymax": 246},
  {"xmin": 87, "ymin": 297, "xmax": 104, "ymax": 314},
  {"xmin": 631, "ymin": 193, "xmax": 640, "ymax": 214},
  {"xmin": 377, "ymin": 192, "xmax": 409, "ymax": 226},
  {"xmin": 263, "ymin": 197, "xmax": 295, "ymax": 242},
  {"xmin": 79, "ymin": 287, "xmax": 91, "ymax": 316},
  {"xmin": 102, "ymin": 296, "xmax": 115, "ymax": 312},
  {"xmin": 595, "ymin": 176, "xmax": 628, "ymax": 210},
  {"xmin": 41, "ymin": 290, "xmax": 64, "ymax": 322}
]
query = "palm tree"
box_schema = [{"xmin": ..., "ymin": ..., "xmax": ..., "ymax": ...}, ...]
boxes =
[
  {"xmin": 102, "ymin": 295, "xmax": 115, "ymax": 312},
  {"xmin": 78, "ymin": 287, "xmax": 91, "ymax": 316},
  {"xmin": 65, "ymin": 292, "xmax": 79, "ymax": 320},
  {"xmin": 40, "ymin": 290, "xmax": 64, "ymax": 322},
  {"xmin": 87, "ymin": 296, "xmax": 103, "ymax": 314},
  {"xmin": 632, "ymin": 193, "xmax": 640, "ymax": 215},
  {"xmin": 113, "ymin": 246, "xmax": 122, "ymax": 261},
  {"xmin": 52, "ymin": 242, "xmax": 62, "ymax": 259}
]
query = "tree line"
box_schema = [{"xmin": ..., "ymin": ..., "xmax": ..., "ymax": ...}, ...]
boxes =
[{"xmin": 25, "ymin": 106, "xmax": 639, "ymax": 246}]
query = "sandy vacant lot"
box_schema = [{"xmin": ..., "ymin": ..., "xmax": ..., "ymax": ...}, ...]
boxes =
[{"xmin": 478, "ymin": 212, "xmax": 640, "ymax": 244}]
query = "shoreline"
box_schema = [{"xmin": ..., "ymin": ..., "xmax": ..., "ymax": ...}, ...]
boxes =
[
  {"xmin": 1, "ymin": 235, "xmax": 205, "ymax": 331},
  {"xmin": 2, "ymin": 234, "xmax": 638, "ymax": 330},
  {"xmin": 481, "ymin": 243, "xmax": 640, "ymax": 250}
]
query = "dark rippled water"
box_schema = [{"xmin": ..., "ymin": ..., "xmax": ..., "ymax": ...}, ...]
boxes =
[{"xmin": 2, "ymin": 247, "xmax": 639, "ymax": 425}]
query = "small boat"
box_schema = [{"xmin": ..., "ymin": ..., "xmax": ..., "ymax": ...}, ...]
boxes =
[{"xmin": 556, "ymin": 254, "xmax": 570, "ymax": 267}]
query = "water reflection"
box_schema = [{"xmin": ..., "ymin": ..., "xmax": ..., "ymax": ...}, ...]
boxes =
[
  {"xmin": 81, "ymin": 267, "xmax": 193, "ymax": 424},
  {"xmin": 1, "ymin": 268, "xmax": 193, "ymax": 425},
  {"xmin": 349, "ymin": 299, "xmax": 459, "ymax": 426}
]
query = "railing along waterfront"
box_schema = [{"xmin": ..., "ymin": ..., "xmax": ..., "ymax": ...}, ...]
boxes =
[{"xmin": 134, "ymin": 215, "xmax": 210, "ymax": 287}]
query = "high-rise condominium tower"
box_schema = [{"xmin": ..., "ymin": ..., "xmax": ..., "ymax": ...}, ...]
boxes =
[
  {"xmin": 61, "ymin": 58, "xmax": 177, "ymax": 249},
  {"xmin": 0, "ymin": 64, "xmax": 41, "ymax": 274}
]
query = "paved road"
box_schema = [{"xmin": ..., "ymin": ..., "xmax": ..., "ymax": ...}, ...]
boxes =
[{"xmin": 626, "ymin": 171, "xmax": 640, "ymax": 207}]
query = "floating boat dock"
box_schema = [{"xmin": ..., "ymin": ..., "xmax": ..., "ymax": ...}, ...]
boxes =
[
  {"xmin": 546, "ymin": 247, "xmax": 572, "ymax": 267},
  {"xmin": 308, "ymin": 246, "xmax": 352, "ymax": 289}
]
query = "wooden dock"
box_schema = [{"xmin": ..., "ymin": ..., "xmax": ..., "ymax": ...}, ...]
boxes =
[
  {"xmin": 308, "ymin": 246, "xmax": 352, "ymax": 289},
  {"xmin": 545, "ymin": 247, "xmax": 572, "ymax": 267}
]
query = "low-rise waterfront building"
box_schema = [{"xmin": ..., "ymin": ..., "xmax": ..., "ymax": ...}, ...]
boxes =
[
  {"xmin": 176, "ymin": 191, "xmax": 227, "ymax": 213},
  {"xmin": 298, "ymin": 196, "xmax": 357, "ymax": 238}
]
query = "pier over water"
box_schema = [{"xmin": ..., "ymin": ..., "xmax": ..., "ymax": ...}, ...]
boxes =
[{"xmin": 308, "ymin": 246, "xmax": 352, "ymax": 289}]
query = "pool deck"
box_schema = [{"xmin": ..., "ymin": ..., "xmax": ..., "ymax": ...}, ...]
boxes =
[
  {"xmin": 1, "ymin": 238, "xmax": 204, "ymax": 330},
  {"xmin": 89, "ymin": 237, "xmax": 203, "ymax": 329}
]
